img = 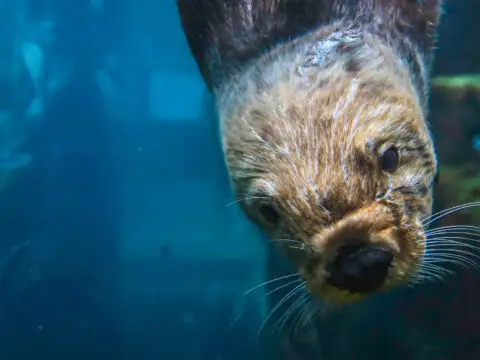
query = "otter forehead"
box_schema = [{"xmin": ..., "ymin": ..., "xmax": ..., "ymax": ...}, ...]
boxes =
[{"xmin": 224, "ymin": 75, "xmax": 435, "ymax": 178}]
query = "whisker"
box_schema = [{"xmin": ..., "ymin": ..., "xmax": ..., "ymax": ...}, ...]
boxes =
[
  {"xmin": 425, "ymin": 240, "xmax": 480, "ymax": 259},
  {"xmin": 229, "ymin": 278, "xmax": 302, "ymax": 329},
  {"xmin": 300, "ymin": 300, "xmax": 329, "ymax": 333},
  {"xmin": 424, "ymin": 252, "xmax": 480, "ymax": 272},
  {"xmin": 423, "ymin": 257, "xmax": 470, "ymax": 274},
  {"xmin": 419, "ymin": 266, "xmax": 449, "ymax": 281},
  {"xmin": 411, "ymin": 251, "xmax": 457, "ymax": 285},
  {"xmin": 257, "ymin": 281, "xmax": 306, "ymax": 337},
  {"xmin": 418, "ymin": 261, "xmax": 453, "ymax": 277},
  {"xmin": 422, "ymin": 201, "xmax": 480, "ymax": 227},
  {"xmin": 270, "ymin": 238, "xmax": 303, "ymax": 244},
  {"xmin": 426, "ymin": 225, "xmax": 480, "ymax": 236},
  {"xmin": 271, "ymin": 291, "xmax": 309, "ymax": 335},
  {"xmin": 424, "ymin": 236, "xmax": 480, "ymax": 253},
  {"xmin": 270, "ymin": 238, "xmax": 306, "ymax": 249},
  {"xmin": 430, "ymin": 251, "xmax": 480, "ymax": 271},
  {"xmin": 426, "ymin": 229, "xmax": 480, "ymax": 241},
  {"xmin": 292, "ymin": 295, "xmax": 314, "ymax": 335},
  {"xmin": 224, "ymin": 195, "xmax": 268, "ymax": 207},
  {"xmin": 427, "ymin": 229, "xmax": 480, "ymax": 237},
  {"xmin": 242, "ymin": 273, "xmax": 300, "ymax": 296},
  {"xmin": 426, "ymin": 232, "xmax": 480, "ymax": 243},
  {"xmin": 412, "ymin": 265, "xmax": 446, "ymax": 283},
  {"xmin": 422, "ymin": 202, "xmax": 480, "ymax": 224},
  {"xmin": 270, "ymin": 238, "xmax": 308, "ymax": 252}
]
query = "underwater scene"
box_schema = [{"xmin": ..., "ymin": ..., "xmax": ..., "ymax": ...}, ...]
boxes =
[{"xmin": 0, "ymin": 0, "xmax": 480, "ymax": 359}]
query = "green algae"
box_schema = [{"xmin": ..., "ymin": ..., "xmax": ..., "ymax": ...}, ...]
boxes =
[{"xmin": 432, "ymin": 74, "xmax": 480, "ymax": 90}]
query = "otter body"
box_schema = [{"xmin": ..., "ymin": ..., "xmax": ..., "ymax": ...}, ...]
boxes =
[{"xmin": 176, "ymin": 0, "xmax": 442, "ymax": 303}]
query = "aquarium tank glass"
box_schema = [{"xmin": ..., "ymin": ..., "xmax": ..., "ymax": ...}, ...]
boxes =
[{"xmin": 0, "ymin": 0, "xmax": 479, "ymax": 359}]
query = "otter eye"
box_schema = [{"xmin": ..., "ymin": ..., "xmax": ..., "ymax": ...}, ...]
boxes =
[
  {"xmin": 380, "ymin": 147, "xmax": 399, "ymax": 172},
  {"xmin": 258, "ymin": 204, "xmax": 280, "ymax": 226}
]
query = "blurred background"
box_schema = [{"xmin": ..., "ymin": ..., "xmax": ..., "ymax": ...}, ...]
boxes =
[{"xmin": 0, "ymin": 0, "xmax": 479, "ymax": 359}]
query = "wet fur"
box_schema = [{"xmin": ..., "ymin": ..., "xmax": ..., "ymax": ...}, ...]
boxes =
[
  {"xmin": 176, "ymin": 0, "xmax": 441, "ymax": 97},
  {"xmin": 176, "ymin": 0, "xmax": 442, "ymax": 303}
]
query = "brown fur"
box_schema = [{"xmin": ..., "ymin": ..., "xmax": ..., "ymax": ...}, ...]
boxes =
[{"xmin": 176, "ymin": 0, "xmax": 442, "ymax": 303}]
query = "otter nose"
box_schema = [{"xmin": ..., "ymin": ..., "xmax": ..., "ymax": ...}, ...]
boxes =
[{"xmin": 326, "ymin": 242, "xmax": 393, "ymax": 293}]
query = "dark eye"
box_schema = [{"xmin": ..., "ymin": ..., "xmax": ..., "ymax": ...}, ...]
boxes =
[
  {"xmin": 380, "ymin": 147, "xmax": 399, "ymax": 172},
  {"xmin": 258, "ymin": 204, "xmax": 280, "ymax": 226}
]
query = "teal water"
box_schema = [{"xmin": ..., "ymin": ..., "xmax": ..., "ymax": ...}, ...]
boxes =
[{"xmin": 0, "ymin": 1, "xmax": 479, "ymax": 359}]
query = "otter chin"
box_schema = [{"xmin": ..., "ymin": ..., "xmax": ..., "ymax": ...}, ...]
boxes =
[{"xmin": 176, "ymin": 0, "xmax": 442, "ymax": 303}]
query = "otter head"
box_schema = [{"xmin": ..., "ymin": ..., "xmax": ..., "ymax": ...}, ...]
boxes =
[{"xmin": 220, "ymin": 57, "xmax": 438, "ymax": 304}]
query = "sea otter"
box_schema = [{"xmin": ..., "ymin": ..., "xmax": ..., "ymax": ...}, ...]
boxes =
[{"xmin": 176, "ymin": 0, "xmax": 443, "ymax": 304}]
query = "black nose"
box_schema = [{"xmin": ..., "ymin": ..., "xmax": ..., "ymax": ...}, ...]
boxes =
[{"xmin": 326, "ymin": 242, "xmax": 394, "ymax": 293}]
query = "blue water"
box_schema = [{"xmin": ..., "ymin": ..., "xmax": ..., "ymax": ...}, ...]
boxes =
[
  {"xmin": 1, "ymin": 0, "xmax": 480, "ymax": 359},
  {"xmin": 0, "ymin": 1, "xmax": 266, "ymax": 359}
]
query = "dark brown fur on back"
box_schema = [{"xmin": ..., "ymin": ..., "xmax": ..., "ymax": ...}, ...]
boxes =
[{"xmin": 176, "ymin": 0, "xmax": 442, "ymax": 89}]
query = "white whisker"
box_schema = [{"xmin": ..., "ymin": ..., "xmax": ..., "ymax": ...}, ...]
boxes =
[
  {"xmin": 257, "ymin": 281, "xmax": 306, "ymax": 337},
  {"xmin": 225, "ymin": 195, "xmax": 268, "ymax": 207},
  {"xmin": 271, "ymin": 291, "xmax": 309, "ymax": 335},
  {"xmin": 423, "ymin": 201, "xmax": 480, "ymax": 227},
  {"xmin": 229, "ymin": 278, "xmax": 302, "ymax": 328},
  {"xmin": 242, "ymin": 273, "xmax": 300, "ymax": 296},
  {"xmin": 424, "ymin": 236, "xmax": 480, "ymax": 252}
]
